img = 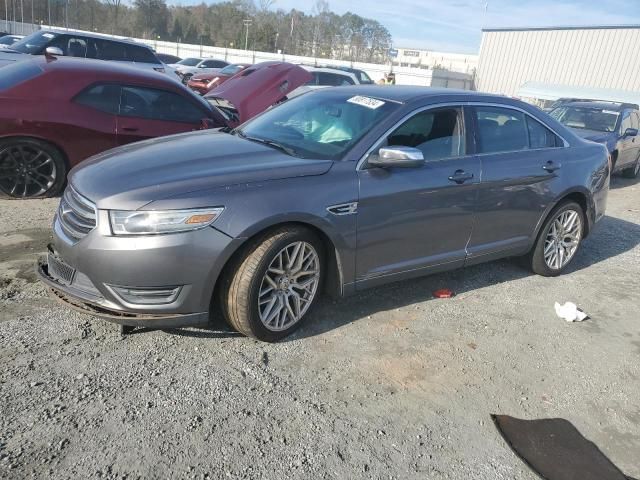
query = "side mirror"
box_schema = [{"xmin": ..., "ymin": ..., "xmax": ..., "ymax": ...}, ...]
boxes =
[
  {"xmin": 623, "ymin": 127, "xmax": 638, "ymax": 137},
  {"xmin": 368, "ymin": 146, "xmax": 425, "ymax": 168},
  {"xmin": 45, "ymin": 46, "xmax": 64, "ymax": 57}
]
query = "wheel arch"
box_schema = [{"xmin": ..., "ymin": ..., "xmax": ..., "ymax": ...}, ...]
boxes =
[
  {"xmin": 531, "ymin": 188, "xmax": 593, "ymax": 249},
  {"xmin": 213, "ymin": 219, "xmax": 347, "ymax": 312},
  {"xmin": 0, "ymin": 134, "xmax": 71, "ymax": 169}
]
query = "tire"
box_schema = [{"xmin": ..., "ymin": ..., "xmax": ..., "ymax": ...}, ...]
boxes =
[
  {"xmin": 529, "ymin": 201, "xmax": 585, "ymax": 277},
  {"xmin": 621, "ymin": 154, "xmax": 640, "ymax": 178},
  {"xmin": 220, "ymin": 226, "xmax": 324, "ymax": 342},
  {"xmin": 0, "ymin": 138, "xmax": 67, "ymax": 199}
]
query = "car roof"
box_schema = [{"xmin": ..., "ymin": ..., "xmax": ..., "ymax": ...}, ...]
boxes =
[
  {"xmin": 42, "ymin": 29, "xmax": 153, "ymax": 48},
  {"xmin": 320, "ymin": 85, "xmax": 506, "ymax": 104},
  {"xmin": 35, "ymin": 56, "xmax": 174, "ymax": 83}
]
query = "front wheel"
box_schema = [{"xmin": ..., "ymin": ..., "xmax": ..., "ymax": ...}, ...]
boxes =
[
  {"xmin": 529, "ymin": 201, "xmax": 585, "ymax": 276},
  {"xmin": 0, "ymin": 138, "xmax": 67, "ymax": 199},
  {"xmin": 220, "ymin": 226, "xmax": 324, "ymax": 342}
]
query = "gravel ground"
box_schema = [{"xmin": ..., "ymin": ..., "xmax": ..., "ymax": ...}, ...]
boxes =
[{"xmin": 1, "ymin": 176, "xmax": 639, "ymax": 480}]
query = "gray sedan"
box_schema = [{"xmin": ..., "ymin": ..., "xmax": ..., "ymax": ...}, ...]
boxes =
[{"xmin": 38, "ymin": 86, "xmax": 610, "ymax": 341}]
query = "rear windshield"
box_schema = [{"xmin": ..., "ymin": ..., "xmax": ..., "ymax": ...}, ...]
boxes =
[
  {"xmin": 10, "ymin": 31, "xmax": 57, "ymax": 54},
  {"xmin": 0, "ymin": 61, "xmax": 42, "ymax": 91},
  {"xmin": 550, "ymin": 106, "xmax": 619, "ymax": 132}
]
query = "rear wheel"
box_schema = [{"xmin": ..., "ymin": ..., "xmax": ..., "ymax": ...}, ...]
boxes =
[
  {"xmin": 220, "ymin": 226, "xmax": 324, "ymax": 342},
  {"xmin": 622, "ymin": 154, "xmax": 640, "ymax": 178},
  {"xmin": 529, "ymin": 201, "xmax": 585, "ymax": 276},
  {"xmin": 0, "ymin": 138, "xmax": 67, "ymax": 199}
]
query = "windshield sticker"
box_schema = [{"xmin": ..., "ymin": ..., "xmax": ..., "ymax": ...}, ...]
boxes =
[
  {"xmin": 602, "ymin": 110, "xmax": 619, "ymax": 115},
  {"xmin": 347, "ymin": 95, "xmax": 385, "ymax": 109}
]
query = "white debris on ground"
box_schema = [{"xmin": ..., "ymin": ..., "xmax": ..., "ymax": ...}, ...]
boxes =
[{"xmin": 554, "ymin": 301, "xmax": 588, "ymax": 322}]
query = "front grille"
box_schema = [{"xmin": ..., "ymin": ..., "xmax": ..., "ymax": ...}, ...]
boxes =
[
  {"xmin": 47, "ymin": 252, "xmax": 76, "ymax": 284},
  {"xmin": 58, "ymin": 186, "xmax": 97, "ymax": 242}
]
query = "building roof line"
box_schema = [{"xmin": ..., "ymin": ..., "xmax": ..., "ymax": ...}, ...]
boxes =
[{"xmin": 482, "ymin": 24, "xmax": 640, "ymax": 33}]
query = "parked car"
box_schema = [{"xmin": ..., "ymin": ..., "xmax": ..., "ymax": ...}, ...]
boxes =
[
  {"xmin": 167, "ymin": 57, "xmax": 202, "ymax": 69},
  {"xmin": 549, "ymin": 100, "xmax": 640, "ymax": 178},
  {"xmin": 156, "ymin": 53, "xmax": 181, "ymax": 64},
  {"xmin": 0, "ymin": 29, "xmax": 168, "ymax": 73},
  {"xmin": 174, "ymin": 58, "xmax": 230, "ymax": 84},
  {"xmin": 38, "ymin": 86, "xmax": 610, "ymax": 341},
  {"xmin": 0, "ymin": 58, "xmax": 311, "ymax": 198},
  {"xmin": 289, "ymin": 65, "xmax": 371, "ymax": 98},
  {"xmin": 187, "ymin": 63, "xmax": 251, "ymax": 95},
  {"xmin": 0, "ymin": 34, "xmax": 24, "ymax": 48}
]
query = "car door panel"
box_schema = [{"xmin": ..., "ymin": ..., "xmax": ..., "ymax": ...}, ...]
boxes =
[
  {"xmin": 355, "ymin": 105, "xmax": 479, "ymax": 288},
  {"xmin": 466, "ymin": 106, "xmax": 564, "ymax": 264}
]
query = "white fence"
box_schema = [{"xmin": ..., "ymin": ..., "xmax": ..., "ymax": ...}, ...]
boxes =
[
  {"xmin": 1, "ymin": 19, "xmax": 39, "ymax": 35},
  {"xmin": 1, "ymin": 21, "xmax": 475, "ymax": 89}
]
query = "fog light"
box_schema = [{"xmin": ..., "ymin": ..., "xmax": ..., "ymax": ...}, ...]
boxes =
[{"xmin": 109, "ymin": 285, "xmax": 182, "ymax": 305}]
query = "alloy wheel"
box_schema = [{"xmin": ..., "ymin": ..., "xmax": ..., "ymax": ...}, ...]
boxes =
[
  {"xmin": 0, "ymin": 144, "xmax": 57, "ymax": 198},
  {"xmin": 258, "ymin": 241, "xmax": 320, "ymax": 331},
  {"xmin": 543, "ymin": 209, "xmax": 582, "ymax": 270}
]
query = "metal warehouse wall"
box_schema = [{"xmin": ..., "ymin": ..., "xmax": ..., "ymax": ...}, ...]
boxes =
[{"xmin": 476, "ymin": 26, "xmax": 640, "ymax": 96}]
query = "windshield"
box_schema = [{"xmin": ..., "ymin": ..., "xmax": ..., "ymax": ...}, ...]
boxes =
[
  {"xmin": 220, "ymin": 64, "xmax": 243, "ymax": 75},
  {"xmin": 177, "ymin": 57, "xmax": 201, "ymax": 66},
  {"xmin": 550, "ymin": 106, "xmax": 619, "ymax": 132},
  {"xmin": 238, "ymin": 90, "xmax": 399, "ymax": 160},
  {"xmin": 10, "ymin": 31, "xmax": 58, "ymax": 54}
]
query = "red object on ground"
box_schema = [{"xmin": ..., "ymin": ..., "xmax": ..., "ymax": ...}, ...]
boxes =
[{"xmin": 432, "ymin": 288, "xmax": 455, "ymax": 298}]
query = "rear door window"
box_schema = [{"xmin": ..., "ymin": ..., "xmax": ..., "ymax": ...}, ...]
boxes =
[
  {"xmin": 125, "ymin": 44, "xmax": 160, "ymax": 64},
  {"xmin": 74, "ymin": 84, "xmax": 121, "ymax": 114},
  {"xmin": 119, "ymin": 86, "xmax": 204, "ymax": 123},
  {"xmin": 92, "ymin": 39, "xmax": 127, "ymax": 61},
  {"xmin": 475, "ymin": 107, "xmax": 529, "ymax": 154},
  {"xmin": 526, "ymin": 116, "xmax": 561, "ymax": 148},
  {"xmin": 317, "ymin": 72, "xmax": 354, "ymax": 86},
  {"xmin": 385, "ymin": 107, "xmax": 466, "ymax": 161}
]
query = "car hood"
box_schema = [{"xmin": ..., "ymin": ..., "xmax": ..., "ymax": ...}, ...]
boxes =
[
  {"xmin": 69, "ymin": 130, "xmax": 333, "ymax": 211},
  {"xmin": 204, "ymin": 62, "xmax": 312, "ymax": 126},
  {"xmin": 571, "ymin": 128, "xmax": 613, "ymax": 143}
]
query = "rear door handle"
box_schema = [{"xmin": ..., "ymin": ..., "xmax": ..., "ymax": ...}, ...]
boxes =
[
  {"xmin": 542, "ymin": 161, "xmax": 561, "ymax": 172},
  {"xmin": 121, "ymin": 126, "xmax": 139, "ymax": 132},
  {"xmin": 448, "ymin": 170, "xmax": 474, "ymax": 184}
]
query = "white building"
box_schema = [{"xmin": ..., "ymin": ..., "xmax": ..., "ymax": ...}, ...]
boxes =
[
  {"xmin": 476, "ymin": 25, "xmax": 640, "ymax": 106},
  {"xmin": 392, "ymin": 48, "xmax": 478, "ymax": 74}
]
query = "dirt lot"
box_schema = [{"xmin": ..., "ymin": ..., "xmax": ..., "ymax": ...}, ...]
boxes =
[{"xmin": 1, "ymin": 176, "xmax": 639, "ymax": 480}]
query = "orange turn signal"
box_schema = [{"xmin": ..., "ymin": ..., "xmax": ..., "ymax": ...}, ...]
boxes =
[{"xmin": 186, "ymin": 214, "xmax": 216, "ymax": 224}]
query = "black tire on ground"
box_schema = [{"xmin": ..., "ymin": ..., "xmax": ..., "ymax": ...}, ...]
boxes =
[
  {"xmin": 529, "ymin": 200, "xmax": 585, "ymax": 277},
  {"xmin": 0, "ymin": 138, "xmax": 67, "ymax": 199},
  {"xmin": 621, "ymin": 155, "xmax": 640, "ymax": 178},
  {"xmin": 220, "ymin": 226, "xmax": 325, "ymax": 342}
]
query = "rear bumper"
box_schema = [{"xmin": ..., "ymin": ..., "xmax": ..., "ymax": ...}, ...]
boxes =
[{"xmin": 38, "ymin": 261, "xmax": 209, "ymax": 328}]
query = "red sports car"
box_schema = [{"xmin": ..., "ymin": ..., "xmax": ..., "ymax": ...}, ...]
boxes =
[
  {"xmin": 0, "ymin": 57, "xmax": 310, "ymax": 198},
  {"xmin": 187, "ymin": 63, "xmax": 251, "ymax": 95}
]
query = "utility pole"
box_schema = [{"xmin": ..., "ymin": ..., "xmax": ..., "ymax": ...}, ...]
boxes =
[
  {"xmin": 243, "ymin": 18, "xmax": 252, "ymax": 50},
  {"xmin": 274, "ymin": 32, "xmax": 279, "ymax": 52}
]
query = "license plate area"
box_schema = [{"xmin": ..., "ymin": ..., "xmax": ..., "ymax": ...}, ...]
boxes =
[{"xmin": 47, "ymin": 249, "xmax": 76, "ymax": 285}]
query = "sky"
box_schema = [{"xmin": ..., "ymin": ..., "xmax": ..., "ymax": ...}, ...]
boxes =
[{"xmin": 190, "ymin": 0, "xmax": 640, "ymax": 54}]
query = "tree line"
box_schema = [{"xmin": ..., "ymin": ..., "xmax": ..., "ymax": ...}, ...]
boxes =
[{"xmin": 2, "ymin": 0, "xmax": 393, "ymax": 63}]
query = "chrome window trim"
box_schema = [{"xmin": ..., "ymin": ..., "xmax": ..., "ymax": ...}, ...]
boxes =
[{"xmin": 356, "ymin": 101, "xmax": 570, "ymax": 171}]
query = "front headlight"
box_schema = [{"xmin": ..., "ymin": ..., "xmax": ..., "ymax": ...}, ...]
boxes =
[{"xmin": 109, "ymin": 207, "xmax": 224, "ymax": 235}]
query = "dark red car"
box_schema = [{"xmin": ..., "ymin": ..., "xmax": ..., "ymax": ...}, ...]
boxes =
[
  {"xmin": 187, "ymin": 63, "xmax": 251, "ymax": 95},
  {"xmin": 0, "ymin": 57, "xmax": 310, "ymax": 198}
]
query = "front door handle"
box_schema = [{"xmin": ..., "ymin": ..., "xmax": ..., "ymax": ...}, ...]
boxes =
[
  {"xmin": 542, "ymin": 161, "xmax": 561, "ymax": 172},
  {"xmin": 121, "ymin": 126, "xmax": 139, "ymax": 132},
  {"xmin": 448, "ymin": 170, "xmax": 474, "ymax": 184}
]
